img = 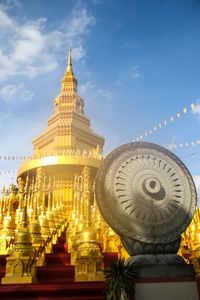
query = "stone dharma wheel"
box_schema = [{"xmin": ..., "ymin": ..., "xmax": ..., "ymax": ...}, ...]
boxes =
[{"xmin": 95, "ymin": 142, "xmax": 197, "ymax": 249}]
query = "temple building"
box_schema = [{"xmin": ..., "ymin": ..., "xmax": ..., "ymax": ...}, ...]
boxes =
[
  {"xmin": 0, "ymin": 48, "xmax": 200, "ymax": 291},
  {"xmin": 0, "ymin": 48, "xmax": 125, "ymax": 286}
]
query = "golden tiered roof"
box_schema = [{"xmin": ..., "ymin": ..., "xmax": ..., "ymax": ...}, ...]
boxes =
[{"xmin": 32, "ymin": 48, "xmax": 104, "ymax": 157}]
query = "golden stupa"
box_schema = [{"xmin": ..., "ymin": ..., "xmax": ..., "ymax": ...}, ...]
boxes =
[
  {"xmin": 0, "ymin": 48, "xmax": 200, "ymax": 284},
  {"xmin": 0, "ymin": 48, "xmax": 125, "ymax": 284}
]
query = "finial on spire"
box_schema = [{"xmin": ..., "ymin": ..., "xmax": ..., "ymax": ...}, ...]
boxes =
[{"xmin": 66, "ymin": 46, "xmax": 73, "ymax": 72}]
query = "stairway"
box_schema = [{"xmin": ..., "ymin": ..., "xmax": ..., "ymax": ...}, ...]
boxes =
[{"xmin": 0, "ymin": 233, "xmax": 109, "ymax": 300}]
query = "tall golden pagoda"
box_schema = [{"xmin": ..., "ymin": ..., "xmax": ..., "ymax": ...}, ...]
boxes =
[
  {"xmin": 6, "ymin": 48, "xmax": 122, "ymax": 282},
  {"xmin": 18, "ymin": 48, "xmax": 104, "ymax": 180},
  {"xmin": 17, "ymin": 48, "xmax": 105, "ymax": 227}
]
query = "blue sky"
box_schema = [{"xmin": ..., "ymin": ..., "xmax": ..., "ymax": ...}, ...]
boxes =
[{"xmin": 1, "ymin": 0, "xmax": 200, "ymax": 195}]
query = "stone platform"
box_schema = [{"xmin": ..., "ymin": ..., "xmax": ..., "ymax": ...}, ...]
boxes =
[
  {"xmin": 134, "ymin": 277, "xmax": 200, "ymax": 300},
  {"xmin": 133, "ymin": 263, "xmax": 195, "ymax": 278}
]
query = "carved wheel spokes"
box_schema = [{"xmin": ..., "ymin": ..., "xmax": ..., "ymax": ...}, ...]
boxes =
[{"xmin": 95, "ymin": 142, "xmax": 196, "ymax": 244}]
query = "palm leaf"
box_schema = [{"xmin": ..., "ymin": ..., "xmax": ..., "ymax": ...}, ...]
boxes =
[{"xmin": 104, "ymin": 258, "xmax": 137, "ymax": 300}]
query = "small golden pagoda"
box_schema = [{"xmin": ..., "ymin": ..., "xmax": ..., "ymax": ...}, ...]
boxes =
[{"xmin": 2, "ymin": 180, "xmax": 37, "ymax": 284}]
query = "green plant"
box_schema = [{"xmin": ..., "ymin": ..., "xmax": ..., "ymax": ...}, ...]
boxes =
[{"xmin": 104, "ymin": 258, "xmax": 137, "ymax": 300}]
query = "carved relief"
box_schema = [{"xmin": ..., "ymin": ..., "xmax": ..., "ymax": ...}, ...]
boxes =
[{"xmin": 95, "ymin": 142, "xmax": 197, "ymax": 247}]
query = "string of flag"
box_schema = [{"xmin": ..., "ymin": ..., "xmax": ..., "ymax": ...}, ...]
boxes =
[
  {"xmin": 0, "ymin": 156, "xmax": 26, "ymax": 160},
  {"xmin": 169, "ymin": 139, "xmax": 200, "ymax": 150},
  {"xmin": 180, "ymin": 152, "xmax": 200, "ymax": 159},
  {"xmin": 0, "ymin": 170, "xmax": 17, "ymax": 176},
  {"xmin": 132, "ymin": 103, "xmax": 195, "ymax": 142},
  {"xmin": 0, "ymin": 101, "xmax": 197, "ymax": 163}
]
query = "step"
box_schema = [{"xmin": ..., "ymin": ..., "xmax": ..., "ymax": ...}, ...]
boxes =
[
  {"xmin": 45, "ymin": 252, "xmax": 71, "ymax": 266},
  {"xmin": 0, "ymin": 282, "xmax": 106, "ymax": 298},
  {"xmin": 37, "ymin": 265, "xmax": 75, "ymax": 281},
  {"xmin": 0, "ymin": 255, "xmax": 7, "ymax": 267},
  {"xmin": 0, "ymin": 234, "xmax": 110, "ymax": 300},
  {"xmin": 53, "ymin": 243, "xmax": 66, "ymax": 253},
  {"xmin": 36, "ymin": 296, "xmax": 106, "ymax": 300},
  {"xmin": 0, "ymin": 267, "xmax": 5, "ymax": 281}
]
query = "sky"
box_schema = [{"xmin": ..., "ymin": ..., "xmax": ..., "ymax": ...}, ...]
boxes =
[{"xmin": 1, "ymin": 0, "xmax": 200, "ymax": 196}]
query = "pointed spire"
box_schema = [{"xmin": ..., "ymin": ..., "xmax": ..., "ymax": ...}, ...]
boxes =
[
  {"xmin": 47, "ymin": 177, "xmax": 52, "ymax": 211},
  {"xmin": 33, "ymin": 177, "xmax": 38, "ymax": 220},
  {"xmin": 21, "ymin": 204, "xmax": 28, "ymax": 228},
  {"xmin": 66, "ymin": 47, "xmax": 73, "ymax": 72},
  {"xmin": 24, "ymin": 174, "xmax": 29, "ymax": 207},
  {"xmin": 20, "ymin": 175, "xmax": 29, "ymax": 228},
  {"xmin": 1, "ymin": 184, "xmax": 5, "ymax": 195},
  {"xmin": 42, "ymin": 176, "xmax": 47, "ymax": 211}
]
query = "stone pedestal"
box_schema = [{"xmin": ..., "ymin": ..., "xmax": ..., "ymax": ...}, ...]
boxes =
[
  {"xmin": 134, "ymin": 279, "xmax": 199, "ymax": 300},
  {"xmin": 131, "ymin": 264, "xmax": 195, "ymax": 278},
  {"xmin": 125, "ymin": 256, "xmax": 197, "ymax": 300}
]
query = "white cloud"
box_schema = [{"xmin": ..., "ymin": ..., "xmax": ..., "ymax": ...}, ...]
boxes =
[
  {"xmin": 116, "ymin": 74, "xmax": 126, "ymax": 86},
  {"xmin": 12, "ymin": 19, "xmax": 46, "ymax": 63},
  {"xmin": 0, "ymin": 5, "xmax": 15, "ymax": 29},
  {"xmin": 0, "ymin": 11, "xmax": 58, "ymax": 80},
  {"xmin": 90, "ymin": 0, "xmax": 103, "ymax": 4},
  {"xmin": 131, "ymin": 65, "xmax": 141, "ymax": 80},
  {"xmin": 97, "ymin": 89, "xmax": 112, "ymax": 101},
  {"xmin": 0, "ymin": 84, "xmax": 34, "ymax": 102},
  {"xmin": 61, "ymin": 3, "xmax": 96, "ymax": 61},
  {"xmin": 71, "ymin": 45, "xmax": 86, "ymax": 61},
  {"xmin": 3, "ymin": 0, "xmax": 21, "ymax": 9},
  {"xmin": 79, "ymin": 81, "xmax": 94, "ymax": 94},
  {"xmin": 65, "ymin": 6, "xmax": 96, "ymax": 39},
  {"xmin": 115, "ymin": 65, "xmax": 141, "ymax": 86},
  {"xmin": 192, "ymin": 99, "xmax": 200, "ymax": 121},
  {"xmin": 79, "ymin": 80, "xmax": 112, "ymax": 102},
  {"xmin": 0, "ymin": 1, "xmax": 96, "ymax": 80}
]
